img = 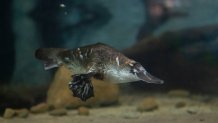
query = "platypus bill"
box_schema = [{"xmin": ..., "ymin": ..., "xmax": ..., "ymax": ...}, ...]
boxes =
[{"xmin": 35, "ymin": 43, "xmax": 163, "ymax": 101}]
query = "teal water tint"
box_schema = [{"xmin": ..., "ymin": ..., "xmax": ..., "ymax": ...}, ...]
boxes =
[
  {"xmin": 202, "ymin": 52, "xmax": 218, "ymax": 65},
  {"xmin": 155, "ymin": 0, "xmax": 218, "ymax": 35}
]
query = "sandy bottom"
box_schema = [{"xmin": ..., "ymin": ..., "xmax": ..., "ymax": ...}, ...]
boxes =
[{"xmin": 1, "ymin": 92, "xmax": 218, "ymax": 123}]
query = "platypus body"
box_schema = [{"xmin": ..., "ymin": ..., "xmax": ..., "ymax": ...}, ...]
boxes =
[{"xmin": 35, "ymin": 43, "xmax": 163, "ymax": 101}]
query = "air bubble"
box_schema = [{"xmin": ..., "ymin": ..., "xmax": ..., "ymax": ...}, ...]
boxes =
[{"xmin": 60, "ymin": 3, "xmax": 66, "ymax": 8}]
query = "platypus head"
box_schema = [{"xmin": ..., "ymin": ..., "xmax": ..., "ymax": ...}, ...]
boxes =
[{"xmin": 130, "ymin": 62, "xmax": 164, "ymax": 84}]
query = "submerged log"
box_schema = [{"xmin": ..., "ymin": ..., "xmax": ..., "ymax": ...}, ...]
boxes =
[{"xmin": 124, "ymin": 24, "xmax": 218, "ymax": 94}]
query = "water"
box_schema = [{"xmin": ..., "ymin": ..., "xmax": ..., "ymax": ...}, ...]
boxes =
[{"xmin": 0, "ymin": 0, "xmax": 218, "ymax": 122}]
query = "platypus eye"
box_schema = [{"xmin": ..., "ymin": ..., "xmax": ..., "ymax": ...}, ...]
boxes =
[{"xmin": 130, "ymin": 62, "xmax": 145, "ymax": 75}]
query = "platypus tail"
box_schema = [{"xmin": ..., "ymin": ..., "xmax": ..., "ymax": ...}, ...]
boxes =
[{"xmin": 35, "ymin": 48, "xmax": 67, "ymax": 70}]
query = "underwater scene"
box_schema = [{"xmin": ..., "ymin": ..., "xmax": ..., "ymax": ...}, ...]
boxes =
[{"xmin": 1, "ymin": 0, "xmax": 218, "ymax": 123}]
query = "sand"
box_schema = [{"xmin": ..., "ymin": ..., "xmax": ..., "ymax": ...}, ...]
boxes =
[{"xmin": 1, "ymin": 92, "xmax": 218, "ymax": 123}]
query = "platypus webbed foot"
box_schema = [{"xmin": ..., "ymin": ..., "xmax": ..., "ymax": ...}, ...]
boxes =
[{"xmin": 69, "ymin": 74, "xmax": 94, "ymax": 101}]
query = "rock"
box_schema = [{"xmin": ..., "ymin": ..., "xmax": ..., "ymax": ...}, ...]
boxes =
[
  {"xmin": 168, "ymin": 90, "xmax": 190, "ymax": 97},
  {"xmin": 199, "ymin": 118, "xmax": 205, "ymax": 122},
  {"xmin": 46, "ymin": 66, "xmax": 119, "ymax": 108},
  {"xmin": 49, "ymin": 108, "xmax": 67, "ymax": 116},
  {"xmin": 137, "ymin": 97, "xmax": 158, "ymax": 112},
  {"xmin": 187, "ymin": 109, "xmax": 197, "ymax": 115},
  {"xmin": 78, "ymin": 107, "xmax": 89, "ymax": 116},
  {"xmin": 3, "ymin": 108, "xmax": 16, "ymax": 119},
  {"xmin": 15, "ymin": 109, "xmax": 29, "ymax": 118},
  {"xmin": 30, "ymin": 103, "xmax": 49, "ymax": 114},
  {"xmin": 175, "ymin": 102, "xmax": 186, "ymax": 108},
  {"xmin": 122, "ymin": 112, "xmax": 139, "ymax": 119}
]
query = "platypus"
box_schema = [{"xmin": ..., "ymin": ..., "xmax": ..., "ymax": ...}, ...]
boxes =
[{"xmin": 35, "ymin": 43, "xmax": 163, "ymax": 101}]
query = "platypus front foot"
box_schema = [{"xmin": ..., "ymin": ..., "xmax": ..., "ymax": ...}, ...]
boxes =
[{"xmin": 68, "ymin": 74, "xmax": 94, "ymax": 101}]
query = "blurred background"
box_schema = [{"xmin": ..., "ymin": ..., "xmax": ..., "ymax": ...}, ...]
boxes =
[{"xmin": 1, "ymin": 0, "xmax": 218, "ymax": 120}]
